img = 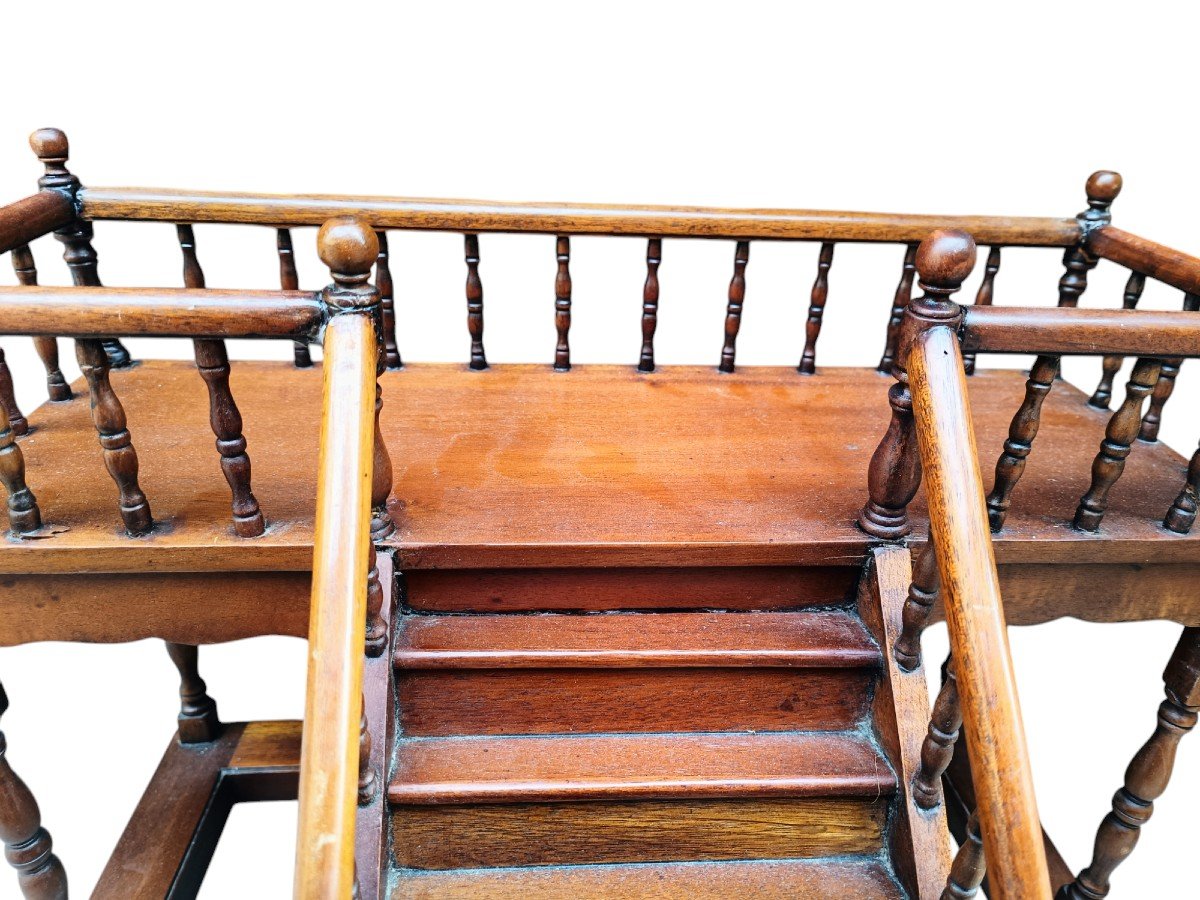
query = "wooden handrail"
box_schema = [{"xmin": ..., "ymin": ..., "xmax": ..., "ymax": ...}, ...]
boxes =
[
  {"xmin": 78, "ymin": 186, "xmax": 1082, "ymax": 246},
  {"xmin": 0, "ymin": 191, "xmax": 75, "ymax": 255},
  {"xmin": 1089, "ymin": 226, "xmax": 1200, "ymax": 295},
  {"xmin": 962, "ymin": 305, "xmax": 1200, "ymax": 357},
  {"xmin": 0, "ymin": 286, "xmax": 323, "ymax": 340},
  {"xmin": 294, "ymin": 311, "xmax": 376, "ymax": 899},
  {"xmin": 908, "ymin": 325, "xmax": 1050, "ymax": 900}
]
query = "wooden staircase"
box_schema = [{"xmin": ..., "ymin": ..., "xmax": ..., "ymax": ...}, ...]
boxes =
[{"xmin": 379, "ymin": 563, "xmax": 936, "ymax": 898}]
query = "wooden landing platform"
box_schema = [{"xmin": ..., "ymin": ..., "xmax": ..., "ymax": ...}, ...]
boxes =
[{"xmin": 6, "ymin": 361, "xmax": 1197, "ymax": 573}]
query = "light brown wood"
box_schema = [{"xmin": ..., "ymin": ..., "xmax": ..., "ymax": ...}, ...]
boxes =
[
  {"xmin": 1088, "ymin": 225, "xmax": 1200, "ymax": 295},
  {"xmin": 908, "ymin": 325, "xmax": 1049, "ymax": 900},
  {"xmin": 962, "ymin": 305, "xmax": 1200, "ymax": 357},
  {"xmin": 79, "ymin": 186, "xmax": 1083, "ymax": 245},
  {"xmin": 294, "ymin": 313, "xmax": 376, "ymax": 900}
]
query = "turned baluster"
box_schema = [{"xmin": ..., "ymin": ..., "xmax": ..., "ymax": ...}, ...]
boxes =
[
  {"xmin": 277, "ymin": 228, "xmax": 313, "ymax": 368},
  {"xmin": 0, "ymin": 681, "xmax": 67, "ymax": 900},
  {"xmin": 371, "ymin": 374, "xmax": 394, "ymax": 540},
  {"xmin": 1059, "ymin": 628, "xmax": 1200, "ymax": 900},
  {"xmin": 894, "ymin": 539, "xmax": 940, "ymax": 672},
  {"xmin": 176, "ymin": 224, "xmax": 265, "ymax": 537},
  {"xmin": 798, "ymin": 241, "xmax": 834, "ymax": 374},
  {"xmin": 30, "ymin": 128, "xmax": 131, "ymax": 368},
  {"xmin": 985, "ymin": 355, "xmax": 1059, "ymax": 531},
  {"xmin": 1139, "ymin": 292, "xmax": 1198, "ymax": 443},
  {"xmin": 553, "ymin": 236, "xmax": 573, "ymax": 371},
  {"xmin": 718, "ymin": 241, "xmax": 750, "ymax": 373},
  {"xmin": 639, "ymin": 238, "xmax": 662, "ymax": 372},
  {"xmin": 877, "ymin": 243, "xmax": 918, "ymax": 373},
  {"xmin": 376, "ymin": 231, "xmax": 401, "ymax": 369},
  {"xmin": 942, "ymin": 811, "xmax": 986, "ymax": 900},
  {"xmin": 962, "ymin": 246, "xmax": 1000, "ymax": 375},
  {"xmin": 0, "ymin": 348, "xmax": 27, "ymax": 438},
  {"xmin": 11, "ymin": 246, "xmax": 70, "ymax": 402},
  {"xmin": 365, "ymin": 543, "xmax": 386, "ymax": 657},
  {"xmin": 859, "ymin": 230, "xmax": 976, "ymax": 539},
  {"xmin": 0, "ymin": 416, "xmax": 40, "ymax": 535},
  {"xmin": 1088, "ymin": 272, "xmax": 1144, "ymax": 409},
  {"xmin": 1074, "ymin": 357, "xmax": 1161, "ymax": 532},
  {"xmin": 914, "ymin": 658, "xmax": 962, "ymax": 810},
  {"xmin": 464, "ymin": 234, "xmax": 487, "ymax": 369},
  {"xmin": 1164, "ymin": 440, "xmax": 1200, "ymax": 533},
  {"xmin": 358, "ymin": 694, "xmax": 376, "ymax": 805},
  {"xmin": 164, "ymin": 642, "xmax": 221, "ymax": 743},
  {"xmin": 1057, "ymin": 171, "xmax": 1122, "ymax": 309}
]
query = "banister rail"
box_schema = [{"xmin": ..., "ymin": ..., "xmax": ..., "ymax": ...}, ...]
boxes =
[
  {"xmin": 0, "ymin": 286, "xmax": 323, "ymax": 340},
  {"xmin": 78, "ymin": 186, "xmax": 1083, "ymax": 245},
  {"xmin": 961, "ymin": 306, "xmax": 1200, "ymax": 357},
  {"xmin": 908, "ymin": 324, "xmax": 1050, "ymax": 900},
  {"xmin": 1088, "ymin": 226, "xmax": 1200, "ymax": 295},
  {"xmin": 0, "ymin": 191, "xmax": 74, "ymax": 255}
]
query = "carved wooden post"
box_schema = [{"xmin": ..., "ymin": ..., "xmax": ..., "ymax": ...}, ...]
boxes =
[
  {"xmin": 1139, "ymin": 292, "xmax": 1198, "ymax": 442},
  {"xmin": 985, "ymin": 355, "xmax": 1059, "ymax": 531},
  {"xmin": 894, "ymin": 538, "xmax": 940, "ymax": 672},
  {"xmin": 1074, "ymin": 357, "xmax": 1161, "ymax": 532},
  {"xmin": 176, "ymin": 224, "xmax": 265, "ymax": 537},
  {"xmin": 277, "ymin": 228, "xmax": 313, "ymax": 367},
  {"xmin": 10, "ymin": 246, "xmax": 71, "ymax": 402},
  {"xmin": 639, "ymin": 238, "xmax": 662, "ymax": 372},
  {"xmin": 365, "ymin": 542, "xmax": 386, "ymax": 657},
  {"xmin": 962, "ymin": 246, "xmax": 1000, "ymax": 375},
  {"xmin": 915, "ymin": 657, "xmax": 962, "ymax": 810},
  {"xmin": 30, "ymin": 128, "xmax": 131, "ymax": 368},
  {"xmin": 0, "ymin": 349, "xmax": 28, "ymax": 438},
  {"xmin": 1058, "ymin": 172, "xmax": 1121, "ymax": 309},
  {"xmin": 464, "ymin": 234, "xmax": 487, "ymax": 369},
  {"xmin": 1088, "ymin": 272, "xmax": 1144, "ymax": 409},
  {"xmin": 0, "ymin": 681, "xmax": 67, "ymax": 900},
  {"xmin": 376, "ymin": 230, "xmax": 401, "ymax": 369},
  {"xmin": 358, "ymin": 694, "xmax": 376, "ymax": 805},
  {"xmin": 719, "ymin": 241, "xmax": 749, "ymax": 373},
  {"xmin": 1059, "ymin": 628, "xmax": 1200, "ymax": 900},
  {"xmin": 878, "ymin": 243, "xmax": 918, "ymax": 373},
  {"xmin": 860, "ymin": 230, "xmax": 976, "ymax": 539},
  {"xmin": 371, "ymin": 374, "xmax": 394, "ymax": 541},
  {"xmin": 1164, "ymin": 442, "xmax": 1200, "ymax": 533},
  {"xmin": 554, "ymin": 235, "xmax": 572, "ymax": 371},
  {"xmin": 798, "ymin": 241, "xmax": 834, "ymax": 374},
  {"xmin": 0, "ymin": 417, "xmax": 41, "ymax": 536},
  {"xmin": 164, "ymin": 642, "xmax": 221, "ymax": 744},
  {"xmin": 942, "ymin": 811, "xmax": 986, "ymax": 900}
]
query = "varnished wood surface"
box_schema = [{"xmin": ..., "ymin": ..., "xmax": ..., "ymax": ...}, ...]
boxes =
[
  {"xmin": 79, "ymin": 186, "xmax": 1083, "ymax": 245},
  {"xmin": 1089, "ymin": 226, "xmax": 1200, "ymax": 295},
  {"xmin": 392, "ymin": 858, "xmax": 905, "ymax": 899},
  {"xmin": 963, "ymin": 305, "xmax": 1200, "ymax": 357},
  {"xmin": 0, "ymin": 191, "xmax": 74, "ymax": 255},
  {"xmin": 9, "ymin": 361, "xmax": 1200, "ymax": 576}
]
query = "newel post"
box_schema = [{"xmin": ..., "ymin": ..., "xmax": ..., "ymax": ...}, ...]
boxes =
[
  {"xmin": 858, "ymin": 230, "xmax": 977, "ymax": 539},
  {"xmin": 1058, "ymin": 171, "xmax": 1122, "ymax": 309}
]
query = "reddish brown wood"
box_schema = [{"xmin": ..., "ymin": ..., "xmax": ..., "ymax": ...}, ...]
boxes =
[
  {"xmin": 9, "ymin": 247, "xmax": 70, "ymax": 402},
  {"xmin": 1139, "ymin": 293, "xmax": 1198, "ymax": 442},
  {"xmin": 0, "ymin": 347, "xmax": 28, "ymax": 437},
  {"xmin": 371, "ymin": 377, "xmax": 394, "ymax": 540},
  {"xmin": 357, "ymin": 695, "xmax": 375, "ymax": 805},
  {"xmin": 0, "ymin": 191, "xmax": 74, "ymax": 255},
  {"xmin": 639, "ymin": 238, "xmax": 662, "ymax": 372},
  {"xmin": 1165, "ymin": 442, "xmax": 1200, "ymax": 533},
  {"xmin": 894, "ymin": 539, "xmax": 940, "ymax": 671},
  {"xmin": 376, "ymin": 230, "xmax": 400, "ymax": 368},
  {"xmin": 1089, "ymin": 226, "xmax": 1200, "ymax": 296},
  {"xmin": 914, "ymin": 658, "xmax": 961, "ymax": 810},
  {"xmin": 277, "ymin": 227, "xmax": 313, "ymax": 367},
  {"xmin": 364, "ymin": 542, "xmax": 386, "ymax": 656},
  {"xmin": 878, "ymin": 243, "xmax": 918, "ymax": 373},
  {"xmin": 961, "ymin": 306, "xmax": 1200, "ymax": 358},
  {"xmin": 962, "ymin": 245, "xmax": 1000, "ymax": 375},
  {"xmin": 554, "ymin": 235, "xmax": 572, "ymax": 371},
  {"xmin": 986, "ymin": 355, "xmax": 1058, "ymax": 531},
  {"xmin": 165, "ymin": 642, "xmax": 222, "ymax": 743},
  {"xmin": 719, "ymin": 241, "xmax": 750, "ymax": 373},
  {"xmin": 0, "ymin": 418, "xmax": 40, "ymax": 535},
  {"xmin": 798, "ymin": 241, "xmax": 834, "ymax": 374},
  {"xmin": 0, "ymin": 682, "xmax": 67, "ymax": 900},
  {"xmin": 464, "ymin": 233, "xmax": 487, "ymax": 369},
  {"xmin": 942, "ymin": 812, "xmax": 986, "ymax": 900},
  {"xmin": 1089, "ymin": 271, "xmax": 1144, "ymax": 409}
]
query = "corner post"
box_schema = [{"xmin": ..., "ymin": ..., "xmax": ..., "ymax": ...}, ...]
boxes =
[{"xmin": 1058, "ymin": 170, "xmax": 1121, "ymax": 309}]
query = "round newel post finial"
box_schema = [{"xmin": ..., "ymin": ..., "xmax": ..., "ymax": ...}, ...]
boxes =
[
  {"xmin": 1086, "ymin": 170, "xmax": 1122, "ymax": 211},
  {"xmin": 318, "ymin": 217, "xmax": 379, "ymax": 288},
  {"xmin": 915, "ymin": 228, "xmax": 977, "ymax": 294},
  {"xmin": 29, "ymin": 127, "xmax": 69, "ymax": 166}
]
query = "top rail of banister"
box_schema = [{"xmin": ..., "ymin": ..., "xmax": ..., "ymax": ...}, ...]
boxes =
[
  {"xmin": 962, "ymin": 305, "xmax": 1200, "ymax": 357},
  {"xmin": 1088, "ymin": 225, "xmax": 1200, "ymax": 295},
  {"xmin": 76, "ymin": 186, "xmax": 1082, "ymax": 246},
  {"xmin": 0, "ymin": 190, "xmax": 75, "ymax": 255}
]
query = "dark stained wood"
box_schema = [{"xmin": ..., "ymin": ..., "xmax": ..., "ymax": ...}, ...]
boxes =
[
  {"xmin": 1139, "ymin": 292, "xmax": 1198, "ymax": 442},
  {"xmin": 371, "ymin": 376, "xmax": 394, "ymax": 540},
  {"xmin": 719, "ymin": 241, "xmax": 749, "ymax": 372},
  {"xmin": 0, "ymin": 191, "xmax": 74, "ymax": 255},
  {"xmin": 913, "ymin": 657, "xmax": 961, "ymax": 810},
  {"xmin": 878, "ymin": 243, "xmax": 917, "ymax": 374},
  {"xmin": 1089, "ymin": 225, "xmax": 1200, "ymax": 296},
  {"xmin": 464, "ymin": 233, "xmax": 486, "ymax": 369},
  {"xmin": 986, "ymin": 354, "xmax": 1058, "ymax": 531},
  {"xmin": 962, "ymin": 245, "xmax": 1000, "ymax": 375},
  {"xmin": 277, "ymin": 227, "xmax": 313, "ymax": 367},
  {"xmin": 0, "ymin": 682, "xmax": 67, "ymax": 900},
  {"xmin": 961, "ymin": 306, "xmax": 1200, "ymax": 358},
  {"xmin": 1089, "ymin": 271, "xmax": 1144, "ymax": 409},
  {"xmin": 0, "ymin": 417, "xmax": 39, "ymax": 535},
  {"xmin": 639, "ymin": 238, "xmax": 661, "ymax": 372},
  {"xmin": 376, "ymin": 230, "xmax": 401, "ymax": 368},
  {"xmin": 1165, "ymin": 442, "xmax": 1200, "ymax": 533},
  {"xmin": 9, "ymin": 246, "xmax": 71, "ymax": 402},
  {"xmin": 165, "ymin": 641, "xmax": 222, "ymax": 743},
  {"xmin": 1056, "ymin": 244, "xmax": 1097, "ymax": 308},
  {"xmin": 554, "ymin": 235, "xmax": 571, "ymax": 370},
  {"xmin": 80, "ymin": 185, "xmax": 1084, "ymax": 245},
  {"xmin": 365, "ymin": 542, "xmax": 386, "ymax": 656},
  {"xmin": 798, "ymin": 241, "xmax": 834, "ymax": 373},
  {"xmin": 0, "ymin": 347, "xmax": 28, "ymax": 437},
  {"xmin": 942, "ymin": 812, "xmax": 986, "ymax": 900},
  {"xmin": 894, "ymin": 537, "xmax": 940, "ymax": 671},
  {"xmin": 1074, "ymin": 357, "xmax": 1161, "ymax": 531}
]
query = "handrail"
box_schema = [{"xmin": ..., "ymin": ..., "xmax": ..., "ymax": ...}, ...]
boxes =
[
  {"xmin": 0, "ymin": 191, "xmax": 74, "ymax": 255},
  {"xmin": 0, "ymin": 286, "xmax": 323, "ymax": 340},
  {"xmin": 293, "ymin": 310, "xmax": 376, "ymax": 898},
  {"xmin": 1088, "ymin": 225, "xmax": 1200, "ymax": 295},
  {"xmin": 908, "ymin": 324, "xmax": 1050, "ymax": 900},
  {"xmin": 78, "ymin": 185, "xmax": 1083, "ymax": 246},
  {"xmin": 961, "ymin": 305, "xmax": 1200, "ymax": 357}
]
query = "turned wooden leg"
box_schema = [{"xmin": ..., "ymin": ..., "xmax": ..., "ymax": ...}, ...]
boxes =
[
  {"xmin": 942, "ymin": 811, "xmax": 985, "ymax": 900},
  {"xmin": 0, "ymin": 683, "xmax": 67, "ymax": 900},
  {"xmin": 0, "ymin": 348, "xmax": 28, "ymax": 437},
  {"xmin": 358, "ymin": 694, "xmax": 376, "ymax": 805},
  {"xmin": 915, "ymin": 658, "xmax": 962, "ymax": 810},
  {"xmin": 894, "ymin": 539, "xmax": 940, "ymax": 672},
  {"xmin": 858, "ymin": 379, "xmax": 922, "ymax": 539},
  {"xmin": 165, "ymin": 642, "xmax": 221, "ymax": 744},
  {"xmin": 365, "ymin": 544, "xmax": 387, "ymax": 657}
]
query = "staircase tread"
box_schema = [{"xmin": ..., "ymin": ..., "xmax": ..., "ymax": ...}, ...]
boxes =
[
  {"xmin": 388, "ymin": 731, "xmax": 895, "ymax": 804},
  {"xmin": 394, "ymin": 610, "xmax": 879, "ymax": 669},
  {"xmin": 391, "ymin": 858, "xmax": 905, "ymax": 899}
]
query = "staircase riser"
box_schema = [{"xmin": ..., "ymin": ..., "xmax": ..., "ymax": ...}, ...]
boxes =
[
  {"xmin": 391, "ymin": 797, "xmax": 887, "ymax": 869},
  {"xmin": 398, "ymin": 667, "xmax": 874, "ymax": 735}
]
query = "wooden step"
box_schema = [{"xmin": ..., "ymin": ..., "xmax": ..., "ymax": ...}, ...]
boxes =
[
  {"xmin": 395, "ymin": 611, "xmax": 879, "ymax": 735},
  {"xmin": 392, "ymin": 858, "xmax": 905, "ymax": 899}
]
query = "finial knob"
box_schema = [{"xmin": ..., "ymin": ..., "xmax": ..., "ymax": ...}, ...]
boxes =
[
  {"xmin": 29, "ymin": 128, "xmax": 69, "ymax": 165},
  {"xmin": 916, "ymin": 229, "xmax": 976, "ymax": 292},
  {"xmin": 1086, "ymin": 170, "xmax": 1122, "ymax": 208},
  {"xmin": 317, "ymin": 217, "xmax": 379, "ymax": 284}
]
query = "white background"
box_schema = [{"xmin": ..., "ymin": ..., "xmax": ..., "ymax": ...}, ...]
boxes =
[{"xmin": 1, "ymin": 2, "xmax": 1198, "ymax": 896}]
